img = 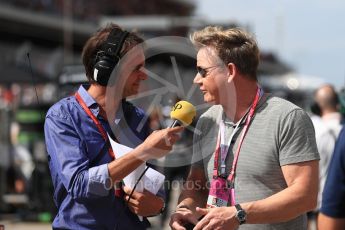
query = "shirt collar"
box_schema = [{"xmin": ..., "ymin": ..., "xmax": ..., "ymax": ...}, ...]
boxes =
[
  {"xmin": 77, "ymin": 84, "xmax": 102, "ymax": 117},
  {"xmin": 222, "ymin": 90, "xmax": 268, "ymax": 127},
  {"xmin": 77, "ymin": 84, "xmax": 98, "ymax": 108},
  {"xmin": 223, "ymin": 110, "xmax": 248, "ymax": 127},
  {"xmin": 77, "ymin": 84, "xmax": 126, "ymax": 124}
]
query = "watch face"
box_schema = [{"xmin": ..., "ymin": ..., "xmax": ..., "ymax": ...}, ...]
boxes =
[
  {"xmin": 236, "ymin": 209, "xmax": 246, "ymax": 224},
  {"xmin": 237, "ymin": 210, "xmax": 246, "ymax": 220}
]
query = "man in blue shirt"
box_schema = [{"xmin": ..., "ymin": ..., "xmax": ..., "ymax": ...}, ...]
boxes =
[
  {"xmin": 44, "ymin": 24, "xmax": 183, "ymax": 229},
  {"xmin": 318, "ymin": 126, "xmax": 345, "ymax": 229}
]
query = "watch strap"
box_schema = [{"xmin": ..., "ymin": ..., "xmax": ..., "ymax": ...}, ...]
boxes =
[
  {"xmin": 235, "ymin": 204, "xmax": 242, "ymax": 211},
  {"xmin": 235, "ymin": 204, "xmax": 246, "ymax": 225}
]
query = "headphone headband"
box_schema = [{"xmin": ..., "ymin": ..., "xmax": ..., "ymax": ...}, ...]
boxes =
[{"xmin": 102, "ymin": 29, "xmax": 129, "ymax": 59}]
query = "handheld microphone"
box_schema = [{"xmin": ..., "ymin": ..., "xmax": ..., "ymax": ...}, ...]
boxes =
[{"xmin": 170, "ymin": 101, "xmax": 196, "ymax": 127}]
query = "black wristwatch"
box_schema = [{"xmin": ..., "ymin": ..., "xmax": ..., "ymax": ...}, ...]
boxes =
[{"xmin": 235, "ymin": 204, "xmax": 247, "ymax": 225}]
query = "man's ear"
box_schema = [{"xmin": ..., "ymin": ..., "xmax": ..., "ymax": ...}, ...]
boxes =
[{"xmin": 227, "ymin": 63, "xmax": 236, "ymax": 83}]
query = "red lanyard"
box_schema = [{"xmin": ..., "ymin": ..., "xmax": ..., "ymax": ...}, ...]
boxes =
[
  {"xmin": 75, "ymin": 92, "xmax": 115, "ymax": 160},
  {"xmin": 213, "ymin": 87, "xmax": 262, "ymax": 183}
]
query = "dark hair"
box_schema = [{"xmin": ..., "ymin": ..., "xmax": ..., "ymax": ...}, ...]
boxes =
[{"xmin": 81, "ymin": 23, "xmax": 144, "ymax": 83}]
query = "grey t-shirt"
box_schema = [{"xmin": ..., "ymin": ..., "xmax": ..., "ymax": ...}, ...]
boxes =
[{"xmin": 192, "ymin": 94, "xmax": 320, "ymax": 230}]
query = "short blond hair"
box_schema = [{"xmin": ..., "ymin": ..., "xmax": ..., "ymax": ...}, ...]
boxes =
[{"xmin": 190, "ymin": 26, "xmax": 259, "ymax": 79}]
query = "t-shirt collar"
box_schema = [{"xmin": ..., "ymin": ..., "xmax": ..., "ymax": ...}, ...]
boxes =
[{"xmin": 222, "ymin": 92, "xmax": 268, "ymax": 127}]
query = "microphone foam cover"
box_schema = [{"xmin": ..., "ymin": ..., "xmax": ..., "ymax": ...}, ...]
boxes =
[{"xmin": 170, "ymin": 101, "xmax": 196, "ymax": 126}]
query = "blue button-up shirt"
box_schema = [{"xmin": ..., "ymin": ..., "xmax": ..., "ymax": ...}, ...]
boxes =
[{"xmin": 44, "ymin": 85, "xmax": 152, "ymax": 230}]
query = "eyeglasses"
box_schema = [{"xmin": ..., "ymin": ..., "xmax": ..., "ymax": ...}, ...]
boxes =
[{"xmin": 196, "ymin": 65, "xmax": 220, "ymax": 78}]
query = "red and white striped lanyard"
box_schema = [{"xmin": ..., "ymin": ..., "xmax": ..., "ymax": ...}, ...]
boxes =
[
  {"xmin": 75, "ymin": 92, "xmax": 115, "ymax": 160},
  {"xmin": 213, "ymin": 87, "xmax": 263, "ymax": 183}
]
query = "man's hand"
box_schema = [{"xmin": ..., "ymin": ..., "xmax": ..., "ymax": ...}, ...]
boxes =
[
  {"xmin": 170, "ymin": 207, "xmax": 198, "ymax": 230},
  {"xmin": 123, "ymin": 186, "xmax": 164, "ymax": 217},
  {"xmin": 139, "ymin": 126, "xmax": 184, "ymax": 160},
  {"xmin": 193, "ymin": 206, "xmax": 239, "ymax": 230}
]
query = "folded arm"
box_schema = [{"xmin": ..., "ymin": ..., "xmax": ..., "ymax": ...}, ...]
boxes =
[{"xmin": 193, "ymin": 160, "xmax": 319, "ymax": 230}]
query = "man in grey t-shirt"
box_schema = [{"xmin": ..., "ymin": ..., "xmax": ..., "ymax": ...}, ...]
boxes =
[{"xmin": 170, "ymin": 26, "xmax": 319, "ymax": 230}]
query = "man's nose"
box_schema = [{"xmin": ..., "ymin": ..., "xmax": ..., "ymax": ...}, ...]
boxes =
[{"xmin": 193, "ymin": 73, "xmax": 202, "ymax": 84}]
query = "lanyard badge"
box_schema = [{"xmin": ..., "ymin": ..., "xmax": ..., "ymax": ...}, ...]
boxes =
[
  {"xmin": 207, "ymin": 87, "xmax": 262, "ymax": 208},
  {"xmin": 207, "ymin": 176, "xmax": 231, "ymax": 208}
]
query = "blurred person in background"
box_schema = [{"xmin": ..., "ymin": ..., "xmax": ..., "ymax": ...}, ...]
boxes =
[
  {"xmin": 318, "ymin": 126, "xmax": 345, "ymax": 230},
  {"xmin": 170, "ymin": 26, "xmax": 319, "ymax": 230},
  {"xmin": 309, "ymin": 84, "xmax": 343, "ymax": 228},
  {"xmin": 44, "ymin": 23, "xmax": 183, "ymax": 230}
]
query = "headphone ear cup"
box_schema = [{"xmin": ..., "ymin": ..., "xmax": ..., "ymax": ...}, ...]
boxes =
[
  {"xmin": 93, "ymin": 56, "xmax": 118, "ymax": 86},
  {"xmin": 92, "ymin": 29, "xmax": 129, "ymax": 86}
]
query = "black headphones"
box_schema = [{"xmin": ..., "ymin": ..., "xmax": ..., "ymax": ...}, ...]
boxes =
[{"xmin": 93, "ymin": 28, "xmax": 129, "ymax": 86}]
